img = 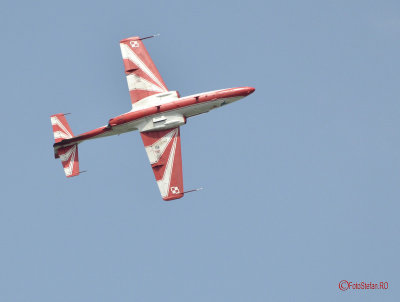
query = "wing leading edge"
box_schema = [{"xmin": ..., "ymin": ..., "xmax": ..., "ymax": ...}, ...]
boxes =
[{"xmin": 140, "ymin": 127, "xmax": 184, "ymax": 201}]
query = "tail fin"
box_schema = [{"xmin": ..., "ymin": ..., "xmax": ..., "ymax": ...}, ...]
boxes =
[
  {"xmin": 50, "ymin": 113, "xmax": 80, "ymax": 177},
  {"xmin": 50, "ymin": 113, "xmax": 74, "ymax": 143}
]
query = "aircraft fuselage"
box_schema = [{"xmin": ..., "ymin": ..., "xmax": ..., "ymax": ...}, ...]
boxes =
[{"xmin": 54, "ymin": 86, "xmax": 255, "ymax": 152}]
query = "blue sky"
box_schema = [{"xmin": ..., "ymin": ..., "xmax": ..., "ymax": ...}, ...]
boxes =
[{"xmin": 1, "ymin": 0, "xmax": 399, "ymax": 301}]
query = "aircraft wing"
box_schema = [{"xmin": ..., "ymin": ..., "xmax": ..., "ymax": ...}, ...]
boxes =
[
  {"xmin": 120, "ymin": 36, "xmax": 168, "ymax": 105},
  {"xmin": 140, "ymin": 127, "xmax": 184, "ymax": 201}
]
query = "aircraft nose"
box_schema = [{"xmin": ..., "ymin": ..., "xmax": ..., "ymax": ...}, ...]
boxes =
[{"xmin": 246, "ymin": 87, "xmax": 255, "ymax": 95}]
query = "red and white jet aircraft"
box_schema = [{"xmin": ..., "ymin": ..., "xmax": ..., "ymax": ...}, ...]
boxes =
[{"xmin": 50, "ymin": 35, "xmax": 255, "ymax": 201}]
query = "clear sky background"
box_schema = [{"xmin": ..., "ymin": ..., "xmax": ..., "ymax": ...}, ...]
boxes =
[{"xmin": 1, "ymin": 0, "xmax": 399, "ymax": 301}]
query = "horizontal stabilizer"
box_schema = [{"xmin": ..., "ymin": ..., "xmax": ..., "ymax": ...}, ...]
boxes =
[
  {"xmin": 57, "ymin": 144, "xmax": 80, "ymax": 177},
  {"xmin": 50, "ymin": 113, "xmax": 80, "ymax": 177},
  {"xmin": 50, "ymin": 113, "xmax": 74, "ymax": 143}
]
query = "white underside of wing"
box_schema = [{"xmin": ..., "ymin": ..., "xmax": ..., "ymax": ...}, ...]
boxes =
[
  {"xmin": 120, "ymin": 43, "xmax": 167, "ymax": 92},
  {"xmin": 144, "ymin": 128, "xmax": 178, "ymax": 164},
  {"xmin": 156, "ymin": 135, "xmax": 178, "ymax": 198},
  {"xmin": 126, "ymin": 74, "xmax": 165, "ymax": 93}
]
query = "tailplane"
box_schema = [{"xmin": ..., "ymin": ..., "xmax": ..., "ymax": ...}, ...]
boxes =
[
  {"xmin": 50, "ymin": 113, "xmax": 74, "ymax": 143},
  {"xmin": 50, "ymin": 113, "xmax": 80, "ymax": 177},
  {"xmin": 58, "ymin": 144, "xmax": 80, "ymax": 177}
]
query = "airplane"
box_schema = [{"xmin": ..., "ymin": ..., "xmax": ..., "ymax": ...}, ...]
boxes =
[{"xmin": 50, "ymin": 35, "xmax": 255, "ymax": 201}]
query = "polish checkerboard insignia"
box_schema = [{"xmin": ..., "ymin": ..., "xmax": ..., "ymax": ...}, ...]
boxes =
[
  {"xmin": 171, "ymin": 187, "xmax": 180, "ymax": 194},
  {"xmin": 130, "ymin": 41, "xmax": 139, "ymax": 48}
]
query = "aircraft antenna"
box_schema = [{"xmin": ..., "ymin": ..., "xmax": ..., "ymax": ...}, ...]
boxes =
[
  {"xmin": 183, "ymin": 187, "xmax": 203, "ymax": 194},
  {"xmin": 140, "ymin": 34, "xmax": 160, "ymax": 40}
]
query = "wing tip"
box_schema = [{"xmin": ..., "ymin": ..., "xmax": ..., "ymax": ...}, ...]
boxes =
[
  {"xmin": 120, "ymin": 34, "xmax": 160, "ymax": 44},
  {"xmin": 162, "ymin": 193, "xmax": 184, "ymax": 201},
  {"xmin": 120, "ymin": 36, "xmax": 140, "ymax": 43}
]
